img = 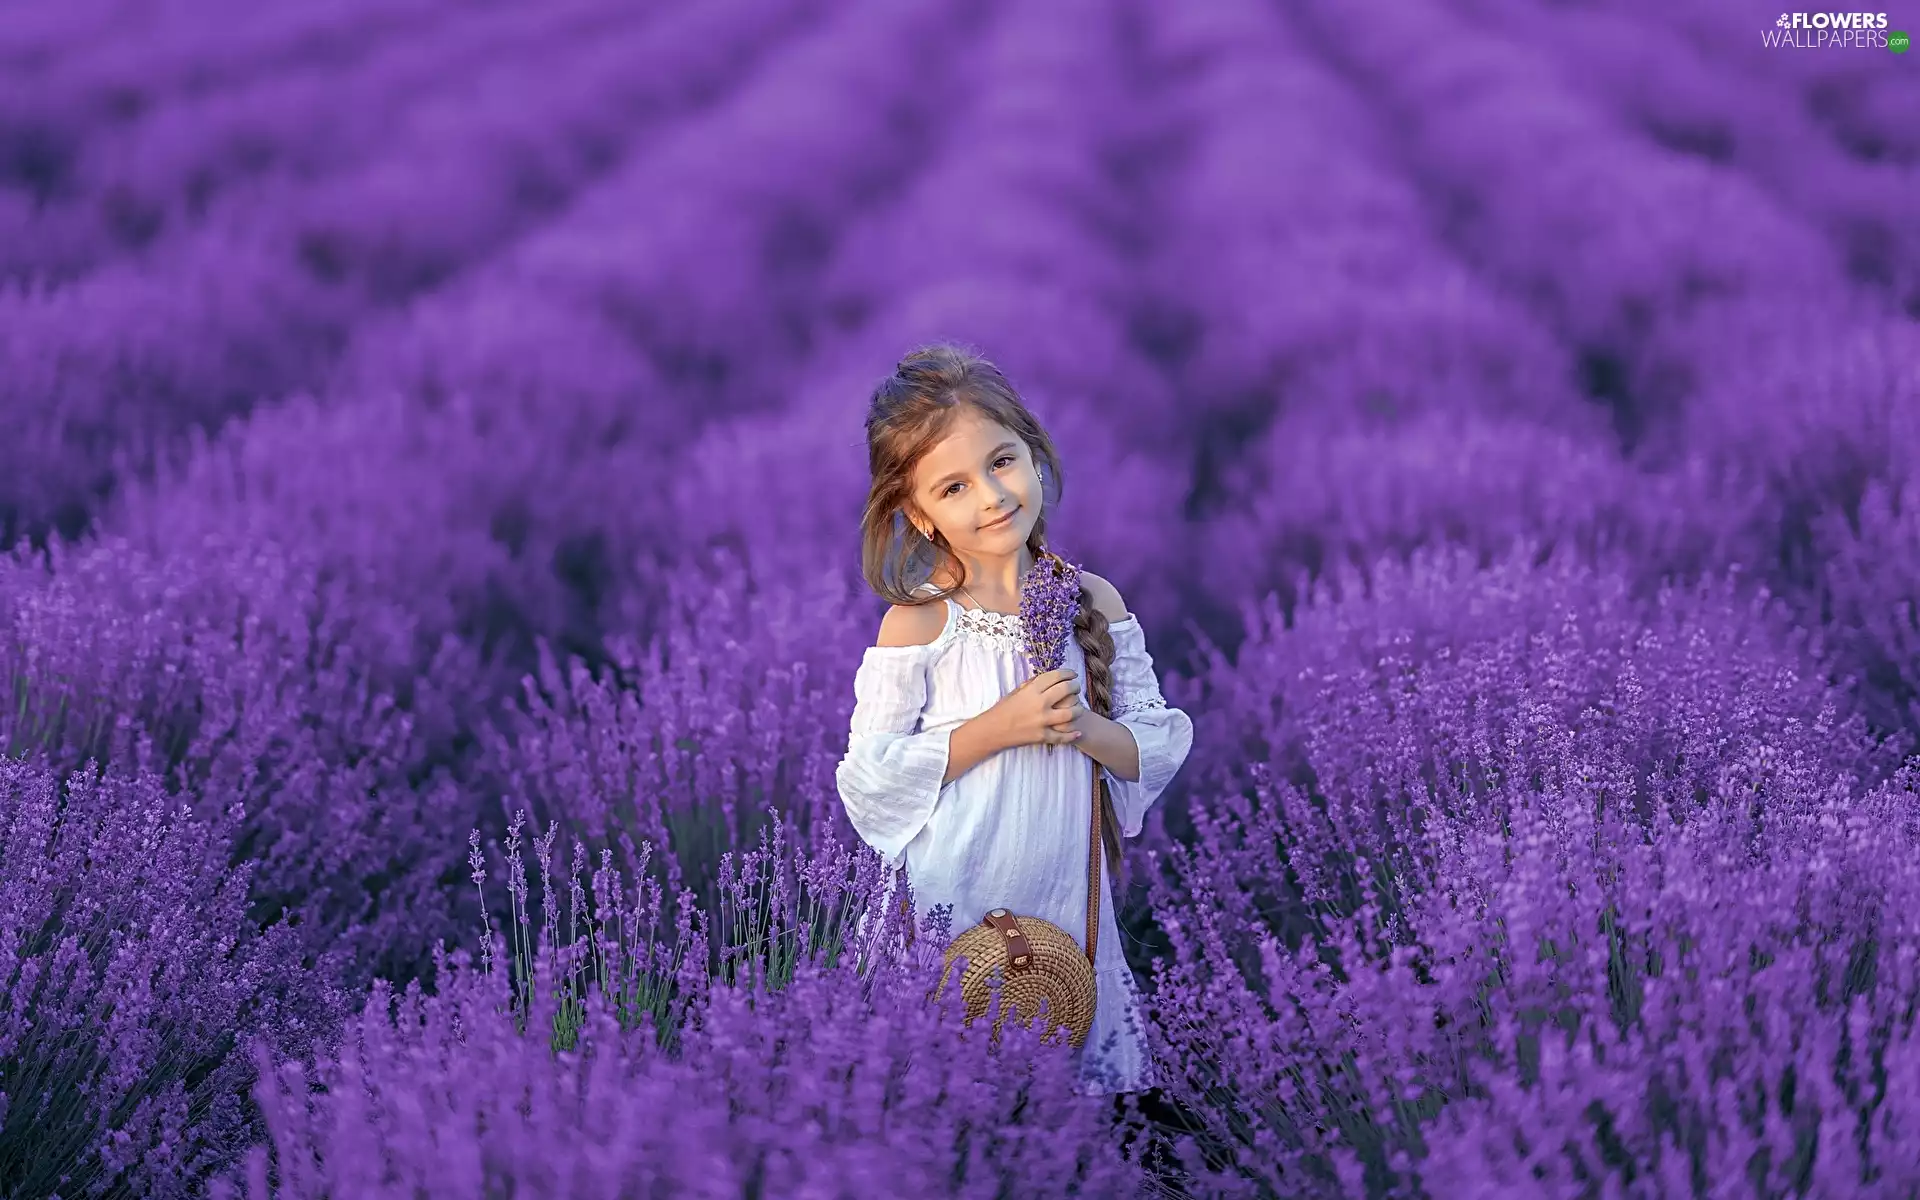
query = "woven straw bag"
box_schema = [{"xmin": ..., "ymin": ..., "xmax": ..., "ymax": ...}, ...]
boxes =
[{"xmin": 900, "ymin": 760, "xmax": 1104, "ymax": 1050}]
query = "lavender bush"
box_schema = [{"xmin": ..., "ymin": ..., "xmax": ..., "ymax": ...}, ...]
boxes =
[
  {"xmin": 1144, "ymin": 544, "xmax": 1914, "ymax": 1191},
  {"xmin": 2, "ymin": 0, "xmax": 1916, "ymax": 1194},
  {"xmin": 475, "ymin": 553, "xmax": 861, "ymax": 908},
  {"xmin": 219, "ymin": 816, "xmax": 1152, "ymax": 1198},
  {"xmin": 0, "ymin": 532, "xmax": 482, "ymax": 983},
  {"xmin": 0, "ymin": 755, "xmax": 338, "ymax": 1198}
]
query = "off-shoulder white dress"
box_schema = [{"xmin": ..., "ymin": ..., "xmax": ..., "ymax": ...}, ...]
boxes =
[{"xmin": 834, "ymin": 581, "xmax": 1196, "ymax": 1095}]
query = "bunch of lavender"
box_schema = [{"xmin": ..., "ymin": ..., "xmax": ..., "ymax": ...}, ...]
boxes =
[{"xmin": 1020, "ymin": 550, "xmax": 1082, "ymax": 755}]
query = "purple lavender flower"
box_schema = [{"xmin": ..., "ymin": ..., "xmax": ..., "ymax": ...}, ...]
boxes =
[
  {"xmin": 1019, "ymin": 551, "xmax": 1084, "ymax": 759},
  {"xmin": 1019, "ymin": 549, "xmax": 1082, "ymax": 676}
]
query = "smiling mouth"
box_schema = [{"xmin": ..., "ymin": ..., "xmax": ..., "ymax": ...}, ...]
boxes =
[{"xmin": 981, "ymin": 507, "xmax": 1019, "ymax": 531}]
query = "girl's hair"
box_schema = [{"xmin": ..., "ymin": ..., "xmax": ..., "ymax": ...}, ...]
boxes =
[{"xmin": 858, "ymin": 341, "xmax": 1123, "ymax": 879}]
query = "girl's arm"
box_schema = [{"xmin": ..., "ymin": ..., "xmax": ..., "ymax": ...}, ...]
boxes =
[
  {"xmin": 837, "ymin": 607, "xmax": 953, "ymax": 868},
  {"xmin": 1065, "ymin": 709, "xmax": 1142, "ymax": 782},
  {"xmin": 1070, "ymin": 573, "xmax": 1195, "ymax": 836},
  {"xmin": 1064, "ymin": 571, "xmax": 1142, "ymax": 779},
  {"xmin": 943, "ymin": 711, "xmax": 1016, "ymax": 783},
  {"xmin": 838, "ymin": 601, "xmax": 1019, "ymax": 867},
  {"xmin": 871, "ymin": 599, "xmax": 1016, "ymax": 783}
]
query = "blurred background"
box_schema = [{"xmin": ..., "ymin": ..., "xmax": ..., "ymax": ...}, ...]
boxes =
[{"xmin": 2, "ymin": 0, "xmax": 1918, "ymax": 1195}]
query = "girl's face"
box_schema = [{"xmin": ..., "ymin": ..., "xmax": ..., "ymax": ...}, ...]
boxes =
[{"xmin": 905, "ymin": 408, "xmax": 1041, "ymax": 554}]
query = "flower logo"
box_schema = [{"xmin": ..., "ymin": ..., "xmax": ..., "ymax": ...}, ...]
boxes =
[{"xmin": 1776, "ymin": 13, "xmax": 1792, "ymax": 26}]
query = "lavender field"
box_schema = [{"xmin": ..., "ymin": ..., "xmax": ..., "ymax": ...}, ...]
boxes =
[{"xmin": 2, "ymin": 0, "xmax": 1918, "ymax": 1195}]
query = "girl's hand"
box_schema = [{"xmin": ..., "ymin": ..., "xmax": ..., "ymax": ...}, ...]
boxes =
[{"xmin": 991, "ymin": 668, "xmax": 1084, "ymax": 748}]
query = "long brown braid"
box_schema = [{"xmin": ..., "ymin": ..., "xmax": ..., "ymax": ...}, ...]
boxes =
[
  {"xmin": 1071, "ymin": 584, "xmax": 1125, "ymax": 881},
  {"xmin": 856, "ymin": 341, "xmax": 1126, "ymax": 881}
]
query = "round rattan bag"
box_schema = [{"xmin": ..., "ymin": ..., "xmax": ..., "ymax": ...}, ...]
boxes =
[{"xmin": 905, "ymin": 765, "xmax": 1105, "ymax": 1050}]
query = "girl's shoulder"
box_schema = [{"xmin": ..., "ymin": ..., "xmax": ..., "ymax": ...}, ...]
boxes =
[
  {"xmin": 864, "ymin": 581, "xmax": 957, "ymax": 654},
  {"xmin": 875, "ymin": 597, "xmax": 949, "ymax": 648},
  {"xmin": 1076, "ymin": 569, "xmax": 1130, "ymax": 626}
]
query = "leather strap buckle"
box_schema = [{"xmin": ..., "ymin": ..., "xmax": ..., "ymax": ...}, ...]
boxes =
[{"xmin": 981, "ymin": 907, "xmax": 1036, "ymax": 973}]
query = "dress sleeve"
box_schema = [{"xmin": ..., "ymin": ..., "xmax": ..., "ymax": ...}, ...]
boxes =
[
  {"xmin": 1099, "ymin": 617, "xmax": 1194, "ymax": 838},
  {"xmin": 834, "ymin": 642, "xmax": 954, "ymax": 870}
]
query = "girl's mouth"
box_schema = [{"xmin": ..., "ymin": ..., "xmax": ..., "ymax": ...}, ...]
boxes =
[{"xmin": 981, "ymin": 507, "xmax": 1019, "ymax": 532}]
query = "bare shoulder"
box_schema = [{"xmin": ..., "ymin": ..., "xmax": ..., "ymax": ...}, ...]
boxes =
[
  {"xmin": 875, "ymin": 599, "xmax": 949, "ymax": 647},
  {"xmin": 1078, "ymin": 570, "xmax": 1130, "ymax": 625}
]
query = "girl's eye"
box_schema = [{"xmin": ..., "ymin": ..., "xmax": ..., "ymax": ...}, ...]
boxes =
[{"xmin": 942, "ymin": 454, "xmax": 1019, "ymax": 497}]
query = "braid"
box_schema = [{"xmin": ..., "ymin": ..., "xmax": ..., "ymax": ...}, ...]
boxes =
[{"xmin": 1072, "ymin": 584, "xmax": 1124, "ymax": 879}]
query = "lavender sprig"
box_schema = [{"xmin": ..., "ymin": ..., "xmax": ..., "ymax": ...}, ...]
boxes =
[{"xmin": 1020, "ymin": 550, "xmax": 1082, "ymax": 755}]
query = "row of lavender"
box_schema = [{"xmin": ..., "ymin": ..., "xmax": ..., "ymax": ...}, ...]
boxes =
[
  {"xmin": 1140, "ymin": 0, "xmax": 1920, "ymax": 1191},
  {"xmin": 0, "ymin": 0, "xmax": 813, "ymax": 543},
  {"xmin": 1, "ymin": 0, "xmax": 1916, "ymax": 1194}
]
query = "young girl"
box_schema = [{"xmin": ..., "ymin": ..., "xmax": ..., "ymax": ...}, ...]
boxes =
[{"xmin": 834, "ymin": 343, "xmax": 1195, "ymax": 1100}]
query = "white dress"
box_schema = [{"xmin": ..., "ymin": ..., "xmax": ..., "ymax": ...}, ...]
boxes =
[{"xmin": 834, "ymin": 582, "xmax": 1196, "ymax": 1095}]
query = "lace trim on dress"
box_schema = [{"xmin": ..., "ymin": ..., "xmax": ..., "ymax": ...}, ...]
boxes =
[
  {"xmin": 1112, "ymin": 694, "xmax": 1167, "ymax": 717},
  {"xmin": 944, "ymin": 601, "xmax": 1142, "ymax": 655},
  {"xmin": 922, "ymin": 579, "xmax": 1142, "ymax": 659},
  {"xmin": 952, "ymin": 606, "xmax": 1026, "ymax": 653}
]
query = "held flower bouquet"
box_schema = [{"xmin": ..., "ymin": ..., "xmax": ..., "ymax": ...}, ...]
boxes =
[{"xmin": 1019, "ymin": 549, "xmax": 1081, "ymax": 754}]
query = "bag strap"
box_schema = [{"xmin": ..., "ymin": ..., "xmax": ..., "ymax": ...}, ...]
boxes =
[{"xmin": 1085, "ymin": 758, "xmax": 1100, "ymax": 966}]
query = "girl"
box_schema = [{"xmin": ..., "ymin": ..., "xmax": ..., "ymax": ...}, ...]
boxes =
[{"xmin": 834, "ymin": 342, "xmax": 1195, "ymax": 1102}]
